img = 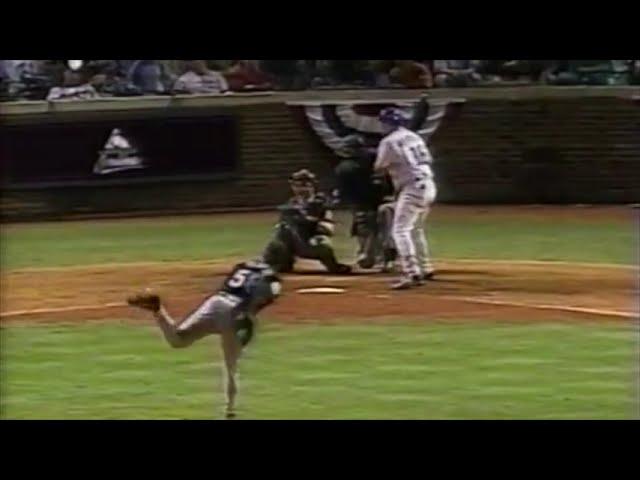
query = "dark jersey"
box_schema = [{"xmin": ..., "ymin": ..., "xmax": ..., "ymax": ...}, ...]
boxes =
[
  {"xmin": 220, "ymin": 260, "xmax": 282, "ymax": 309},
  {"xmin": 278, "ymin": 193, "xmax": 333, "ymax": 242},
  {"xmin": 219, "ymin": 260, "xmax": 281, "ymax": 347}
]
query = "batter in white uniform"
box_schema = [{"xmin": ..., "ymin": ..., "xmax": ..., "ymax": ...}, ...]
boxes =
[{"xmin": 374, "ymin": 107, "xmax": 437, "ymax": 290}]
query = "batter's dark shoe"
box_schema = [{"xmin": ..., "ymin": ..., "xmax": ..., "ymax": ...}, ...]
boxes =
[
  {"xmin": 127, "ymin": 292, "xmax": 161, "ymax": 312},
  {"xmin": 356, "ymin": 255, "xmax": 376, "ymax": 269},
  {"xmin": 390, "ymin": 275, "xmax": 423, "ymax": 290},
  {"xmin": 421, "ymin": 271, "xmax": 436, "ymax": 281},
  {"xmin": 332, "ymin": 264, "xmax": 353, "ymax": 275},
  {"xmin": 383, "ymin": 247, "xmax": 398, "ymax": 263},
  {"xmin": 280, "ymin": 263, "xmax": 295, "ymax": 274}
]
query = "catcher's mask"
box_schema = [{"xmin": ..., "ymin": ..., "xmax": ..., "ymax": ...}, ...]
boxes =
[{"xmin": 289, "ymin": 169, "xmax": 317, "ymax": 199}]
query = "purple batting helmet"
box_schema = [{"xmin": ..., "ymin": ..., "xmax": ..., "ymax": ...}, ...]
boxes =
[{"xmin": 378, "ymin": 107, "xmax": 406, "ymax": 127}]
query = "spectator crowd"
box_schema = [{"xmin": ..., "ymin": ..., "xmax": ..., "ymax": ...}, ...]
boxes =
[{"xmin": 1, "ymin": 60, "xmax": 638, "ymax": 102}]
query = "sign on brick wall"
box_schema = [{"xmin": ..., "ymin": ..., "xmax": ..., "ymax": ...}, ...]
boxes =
[{"xmin": 1, "ymin": 115, "xmax": 238, "ymax": 188}]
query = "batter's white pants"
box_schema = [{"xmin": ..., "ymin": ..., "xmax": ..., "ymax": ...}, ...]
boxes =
[{"xmin": 392, "ymin": 180, "xmax": 437, "ymax": 278}]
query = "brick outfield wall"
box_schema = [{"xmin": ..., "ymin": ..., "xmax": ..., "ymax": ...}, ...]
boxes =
[
  {"xmin": 433, "ymin": 96, "xmax": 639, "ymax": 204},
  {"xmin": 1, "ymin": 95, "xmax": 639, "ymax": 221}
]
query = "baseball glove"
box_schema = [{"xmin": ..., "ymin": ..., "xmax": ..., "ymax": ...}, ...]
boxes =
[
  {"xmin": 235, "ymin": 312, "xmax": 255, "ymax": 347},
  {"xmin": 127, "ymin": 291, "xmax": 161, "ymax": 312}
]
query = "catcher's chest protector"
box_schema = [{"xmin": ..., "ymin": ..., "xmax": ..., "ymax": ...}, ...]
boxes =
[{"xmin": 283, "ymin": 195, "xmax": 330, "ymax": 241}]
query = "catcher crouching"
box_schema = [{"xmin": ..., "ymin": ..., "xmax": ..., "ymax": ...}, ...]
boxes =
[{"xmin": 263, "ymin": 169, "xmax": 352, "ymax": 274}]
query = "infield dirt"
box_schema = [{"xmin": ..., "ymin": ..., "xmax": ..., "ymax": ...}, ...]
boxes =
[{"xmin": 1, "ymin": 259, "xmax": 635, "ymax": 325}]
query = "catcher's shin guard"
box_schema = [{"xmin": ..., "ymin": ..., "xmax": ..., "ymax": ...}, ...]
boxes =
[
  {"xmin": 308, "ymin": 236, "xmax": 352, "ymax": 274},
  {"xmin": 356, "ymin": 234, "xmax": 381, "ymax": 269},
  {"xmin": 382, "ymin": 247, "xmax": 398, "ymax": 272},
  {"xmin": 352, "ymin": 210, "xmax": 380, "ymax": 269}
]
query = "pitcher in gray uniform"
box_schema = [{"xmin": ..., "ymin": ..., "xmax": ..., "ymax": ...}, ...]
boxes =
[{"xmin": 127, "ymin": 259, "xmax": 282, "ymax": 419}]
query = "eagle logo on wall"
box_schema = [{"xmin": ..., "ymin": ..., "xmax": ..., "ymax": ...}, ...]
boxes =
[{"xmin": 287, "ymin": 96, "xmax": 465, "ymax": 162}]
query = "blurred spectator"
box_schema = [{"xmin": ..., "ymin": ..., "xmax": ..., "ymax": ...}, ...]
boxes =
[
  {"xmin": 369, "ymin": 60, "xmax": 395, "ymax": 87},
  {"xmin": 500, "ymin": 60, "xmax": 547, "ymax": 82},
  {"xmin": 112, "ymin": 60, "xmax": 136, "ymax": 78},
  {"xmin": 1, "ymin": 60, "xmax": 55, "ymax": 100},
  {"xmin": 4, "ymin": 59, "xmax": 638, "ymax": 101},
  {"xmin": 224, "ymin": 60, "xmax": 273, "ymax": 92},
  {"xmin": 630, "ymin": 60, "xmax": 640, "ymax": 85},
  {"xmin": 46, "ymin": 68, "xmax": 99, "ymax": 101},
  {"xmin": 126, "ymin": 60, "xmax": 173, "ymax": 94},
  {"xmin": 300, "ymin": 60, "xmax": 320, "ymax": 86},
  {"xmin": 206, "ymin": 60, "xmax": 231, "ymax": 71},
  {"xmin": 542, "ymin": 61, "xmax": 579, "ymax": 85},
  {"xmin": 43, "ymin": 61, "xmax": 68, "ymax": 83},
  {"xmin": 433, "ymin": 60, "xmax": 482, "ymax": 87},
  {"xmin": 328, "ymin": 60, "xmax": 374, "ymax": 86},
  {"xmin": 475, "ymin": 60, "xmax": 549, "ymax": 83},
  {"xmin": 84, "ymin": 59, "xmax": 118, "ymax": 75},
  {"xmin": 261, "ymin": 60, "xmax": 303, "ymax": 89},
  {"xmin": 0, "ymin": 64, "xmax": 8, "ymax": 100},
  {"xmin": 1, "ymin": 61, "xmax": 13, "ymax": 99},
  {"xmin": 543, "ymin": 60, "xmax": 630, "ymax": 86},
  {"xmin": 1, "ymin": 60, "xmax": 44, "ymax": 82},
  {"xmin": 160, "ymin": 60, "xmax": 181, "ymax": 79},
  {"xmin": 76, "ymin": 60, "xmax": 143, "ymax": 97},
  {"xmin": 173, "ymin": 60, "xmax": 229, "ymax": 94},
  {"xmin": 574, "ymin": 60, "xmax": 629, "ymax": 85},
  {"xmin": 307, "ymin": 60, "xmax": 338, "ymax": 88},
  {"xmin": 390, "ymin": 60, "xmax": 433, "ymax": 88},
  {"xmin": 80, "ymin": 60, "xmax": 115, "ymax": 92}
]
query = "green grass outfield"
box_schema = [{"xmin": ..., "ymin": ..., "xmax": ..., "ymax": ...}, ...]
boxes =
[
  {"xmin": 2, "ymin": 322, "xmax": 636, "ymax": 419},
  {"xmin": 1, "ymin": 208, "xmax": 635, "ymax": 269},
  {"xmin": 1, "ymin": 208, "xmax": 638, "ymax": 419}
]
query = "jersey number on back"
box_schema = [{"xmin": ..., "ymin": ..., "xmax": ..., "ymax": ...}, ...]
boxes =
[
  {"xmin": 403, "ymin": 143, "xmax": 430, "ymax": 166},
  {"xmin": 227, "ymin": 269, "xmax": 252, "ymax": 288}
]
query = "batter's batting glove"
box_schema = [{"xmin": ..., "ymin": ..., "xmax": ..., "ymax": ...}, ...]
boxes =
[{"xmin": 371, "ymin": 173, "xmax": 386, "ymax": 185}]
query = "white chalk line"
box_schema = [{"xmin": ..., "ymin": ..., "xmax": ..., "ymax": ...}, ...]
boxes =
[
  {"xmin": 1, "ymin": 302, "xmax": 127, "ymax": 318},
  {"xmin": 439, "ymin": 258, "xmax": 637, "ymax": 270},
  {"xmin": 5, "ymin": 259, "xmax": 240, "ymax": 274},
  {"xmin": 2, "ymin": 295, "xmax": 634, "ymax": 320},
  {"xmin": 442, "ymin": 296, "xmax": 635, "ymax": 319}
]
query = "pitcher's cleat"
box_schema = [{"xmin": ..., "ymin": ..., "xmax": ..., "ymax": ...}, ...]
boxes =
[
  {"xmin": 390, "ymin": 275, "xmax": 423, "ymax": 290},
  {"xmin": 127, "ymin": 291, "xmax": 161, "ymax": 312}
]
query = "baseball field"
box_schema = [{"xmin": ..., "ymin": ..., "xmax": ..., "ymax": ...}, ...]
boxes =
[{"xmin": 1, "ymin": 205, "xmax": 638, "ymax": 419}]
